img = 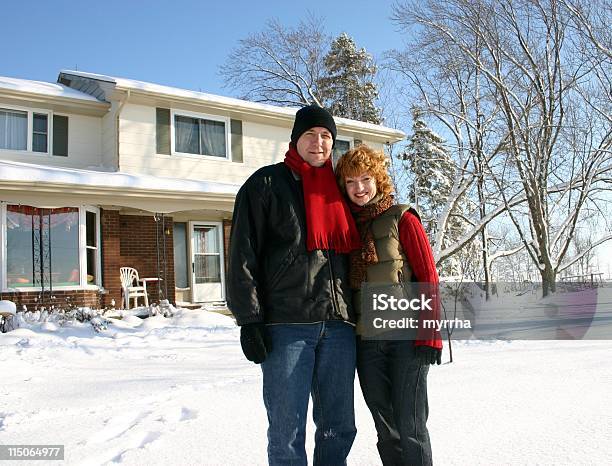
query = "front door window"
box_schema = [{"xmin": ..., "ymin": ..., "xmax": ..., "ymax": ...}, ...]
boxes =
[
  {"xmin": 191, "ymin": 223, "xmax": 224, "ymax": 302},
  {"xmin": 193, "ymin": 226, "xmax": 221, "ymax": 284}
]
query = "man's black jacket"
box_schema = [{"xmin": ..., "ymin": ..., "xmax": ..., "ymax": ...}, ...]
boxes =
[{"xmin": 226, "ymin": 162, "xmax": 354, "ymax": 326}]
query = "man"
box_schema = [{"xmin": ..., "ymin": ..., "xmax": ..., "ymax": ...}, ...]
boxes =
[{"xmin": 227, "ymin": 105, "xmax": 361, "ymax": 466}]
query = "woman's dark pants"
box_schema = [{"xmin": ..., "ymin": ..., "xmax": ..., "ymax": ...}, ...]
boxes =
[{"xmin": 357, "ymin": 338, "xmax": 432, "ymax": 466}]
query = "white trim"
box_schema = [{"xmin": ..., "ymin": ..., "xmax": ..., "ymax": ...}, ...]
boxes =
[
  {"xmin": 0, "ymin": 103, "xmax": 52, "ymax": 156},
  {"xmin": 4, "ymin": 285, "xmax": 102, "ymax": 293},
  {"xmin": 79, "ymin": 207, "xmax": 86, "ymax": 287},
  {"xmin": 170, "ymin": 108, "xmax": 231, "ymax": 161},
  {"xmin": 80, "ymin": 206, "xmax": 101, "ymax": 287},
  {"xmin": 189, "ymin": 221, "xmax": 226, "ymax": 302}
]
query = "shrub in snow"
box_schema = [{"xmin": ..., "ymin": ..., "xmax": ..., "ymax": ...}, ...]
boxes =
[
  {"xmin": 149, "ymin": 300, "xmax": 177, "ymax": 318},
  {"xmin": 0, "ymin": 300, "xmax": 18, "ymax": 332},
  {"xmin": 90, "ymin": 316, "xmax": 112, "ymax": 333}
]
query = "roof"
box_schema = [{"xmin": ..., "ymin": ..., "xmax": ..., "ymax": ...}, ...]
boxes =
[
  {"xmin": 0, "ymin": 75, "xmax": 101, "ymax": 103},
  {"xmin": 0, "ymin": 160, "xmax": 240, "ymax": 196},
  {"xmin": 58, "ymin": 70, "xmax": 405, "ymax": 142}
]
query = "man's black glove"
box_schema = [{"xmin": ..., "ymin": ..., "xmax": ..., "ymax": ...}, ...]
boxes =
[
  {"xmin": 240, "ymin": 323, "xmax": 270, "ymax": 364},
  {"xmin": 415, "ymin": 346, "xmax": 442, "ymax": 365}
]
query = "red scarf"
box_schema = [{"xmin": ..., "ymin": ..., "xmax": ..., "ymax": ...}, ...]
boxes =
[{"xmin": 284, "ymin": 144, "xmax": 360, "ymax": 253}]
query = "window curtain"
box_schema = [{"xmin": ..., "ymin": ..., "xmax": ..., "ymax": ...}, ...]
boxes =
[
  {"xmin": 0, "ymin": 109, "xmax": 27, "ymax": 150},
  {"xmin": 200, "ymin": 119, "xmax": 226, "ymax": 157},
  {"xmin": 175, "ymin": 115, "xmax": 199, "ymax": 154}
]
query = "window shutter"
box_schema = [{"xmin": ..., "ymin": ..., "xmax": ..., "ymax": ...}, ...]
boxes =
[
  {"xmin": 52, "ymin": 115, "xmax": 68, "ymax": 156},
  {"xmin": 156, "ymin": 108, "xmax": 171, "ymax": 155},
  {"xmin": 230, "ymin": 119, "xmax": 243, "ymax": 163}
]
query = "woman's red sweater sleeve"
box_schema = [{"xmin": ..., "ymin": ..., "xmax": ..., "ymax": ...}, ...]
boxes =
[{"xmin": 398, "ymin": 211, "xmax": 443, "ymax": 349}]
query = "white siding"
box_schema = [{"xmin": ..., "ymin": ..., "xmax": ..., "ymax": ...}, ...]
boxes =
[
  {"xmin": 118, "ymin": 103, "xmax": 292, "ymax": 185},
  {"xmin": 117, "ymin": 103, "xmax": 386, "ymax": 185},
  {"xmin": 66, "ymin": 114, "xmax": 103, "ymax": 167},
  {"xmin": 101, "ymin": 100, "xmax": 119, "ymax": 169}
]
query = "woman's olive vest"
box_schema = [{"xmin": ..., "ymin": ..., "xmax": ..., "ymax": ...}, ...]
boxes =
[{"xmin": 354, "ymin": 204, "xmax": 420, "ymax": 334}]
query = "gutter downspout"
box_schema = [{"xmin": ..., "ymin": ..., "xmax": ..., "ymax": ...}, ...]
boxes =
[{"xmin": 115, "ymin": 89, "xmax": 130, "ymax": 171}]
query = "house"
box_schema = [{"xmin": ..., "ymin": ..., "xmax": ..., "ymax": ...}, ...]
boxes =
[{"xmin": 0, "ymin": 71, "xmax": 405, "ymax": 309}]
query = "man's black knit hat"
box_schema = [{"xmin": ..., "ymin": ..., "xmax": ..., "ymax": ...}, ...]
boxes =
[{"xmin": 290, "ymin": 105, "xmax": 337, "ymax": 145}]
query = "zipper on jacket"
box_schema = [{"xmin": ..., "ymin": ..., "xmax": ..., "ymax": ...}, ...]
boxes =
[{"xmin": 326, "ymin": 250, "xmax": 341, "ymax": 318}]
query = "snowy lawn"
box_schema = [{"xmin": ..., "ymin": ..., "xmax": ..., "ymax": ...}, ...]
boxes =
[{"xmin": 1, "ymin": 309, "xmax": 611, "ymax": 465}]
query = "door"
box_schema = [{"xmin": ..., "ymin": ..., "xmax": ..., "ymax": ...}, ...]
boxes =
[{"xmin": 190, "ymin": 222, "xmax": 225, "ymax": 302}]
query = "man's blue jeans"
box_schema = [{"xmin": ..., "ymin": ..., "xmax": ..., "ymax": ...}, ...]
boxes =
[{"xmin": 261, "ymin": 320, "xmax": 357, "ymax": 466}]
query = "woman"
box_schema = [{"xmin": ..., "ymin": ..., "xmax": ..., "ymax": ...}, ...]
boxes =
[{"xmin": 336, "ymin": 145, "xmax": 442, "ymax": 466}]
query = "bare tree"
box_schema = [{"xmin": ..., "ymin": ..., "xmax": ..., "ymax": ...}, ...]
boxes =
[
  {"xmin": 561, "ymin": 0, "xmax": 612, "ymax": 60},
  {"xmin": 391, "ymin": 0, "xmax": 612, "ymax": 296},
  {"xmin": 220, "ymin": 14, "xmax": 328, "ymax": 106},
  {"xmin": 387, "ymin": 4, "xmax": 514, "ymax": 287}
]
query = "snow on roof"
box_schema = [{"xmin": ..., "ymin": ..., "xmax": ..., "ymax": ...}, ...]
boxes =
[
  {"xmin": 0, "ymin": 160, "xmax": 240, "ymax": 196},
  {"xmin": 59, "ymin": 70, "xmax": 405, "ymax": 139},
  {"xmin": 0, "ymin": 75, "xmax": 101, "ymax": 102}
]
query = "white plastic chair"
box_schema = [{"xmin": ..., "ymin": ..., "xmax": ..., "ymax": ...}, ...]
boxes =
[{"xmin": 120, "ymin": 267, "xmax": 149, "ymax": 309}]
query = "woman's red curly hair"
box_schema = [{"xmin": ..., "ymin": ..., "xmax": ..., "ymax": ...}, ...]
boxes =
[{"xmin": 335, "ymin": 144, "xmax": 394, "ymax": 197}]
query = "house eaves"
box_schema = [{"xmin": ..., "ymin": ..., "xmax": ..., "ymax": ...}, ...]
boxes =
[
  {"xmin": 0, "ymin": 160, "xmax": 239, "ymax": 214},
  {"xmin": 0, "ymin": 75, "xmax": 110, "ymax": 116},
  {"xmin": 58, "ymin": 70, "xmax": 405, "ymax": 144}
]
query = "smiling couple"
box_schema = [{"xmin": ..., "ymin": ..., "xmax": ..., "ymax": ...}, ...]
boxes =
[{"xmin": 227, "ymin": 105, "xmax": 442, "ymax": 466}]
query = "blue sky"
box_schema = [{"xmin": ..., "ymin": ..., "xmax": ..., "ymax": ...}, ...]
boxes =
[
  {"xmin": 4, "ymin": 0, "xmax": 610, "ymax": 271},
  {"xmin": 1, "ymin": 0, "xmax": 405, "ymax": 95}
]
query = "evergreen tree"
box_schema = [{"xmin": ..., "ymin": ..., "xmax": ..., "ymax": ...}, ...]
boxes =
[
  {"xmin": 403, "ymin": 109, "xmax": 478, "ymax": 277},
  {"xmin": 318, "ymin": 33, "xmax": 381, "ymax": 124},
  {"xmin": 405, "ymin": 109, "xmax": 455, "ymax": 221}
]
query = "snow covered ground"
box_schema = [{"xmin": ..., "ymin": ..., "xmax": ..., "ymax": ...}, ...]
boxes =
[{"xmin": 1, "ymin": 309, "xmax": 611, "ymax": 465}]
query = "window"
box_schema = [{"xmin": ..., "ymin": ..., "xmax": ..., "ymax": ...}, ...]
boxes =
[
  {"xmin": 332, "ymin": 138, "xmax": 353, "ymax": 168},
  {"xmin": 173, "ymin": 111, "xmax": 228, "ymax": 158},
  {"xmin": 2, "ymin": 204, "xmax": 100, "ymax": 289},
  {"xmin": 0, "ymin": 108, "xmax": 27, "ymax": 150},
  {"xmin": 6, "ymin": 206, "xmax": 79, "ymax": 287},
  {"xmin": 32, "ymin": 113, "xmax": 48, "ymax": 152},
  {"xmin": 0, "ymin": 107, "xmax": 66, "ymax": 155},
  {"xmin": 193, "ymin": 225, "xmax": 221, "ymax": 283}
]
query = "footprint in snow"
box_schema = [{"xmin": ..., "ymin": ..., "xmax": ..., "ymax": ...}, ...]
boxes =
[
  {"xmin": 155, "ymin": 406, "xmax": 198, "ymax": 424},
  {"xmin": 82, "ymin": 404, "xmax": 197, "ymax": 465},
  {"xmin": 88, "ymin": 409, "xmax": 152, "ymax": 444},
  {"xmin": 110, "ymin": 430, "xmax": 162, "ymax": 463}
]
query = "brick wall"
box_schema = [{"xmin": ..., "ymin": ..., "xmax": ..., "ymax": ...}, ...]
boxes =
[
  {"xmin": 101, "ymin": 210, "xmax": 121, "ymax": 307},
  {"xmin": 101, "ymin": 210, "xmax": 175, "ymax": 308},
  {"xmin": 1, "ymin": 289, "xmax": 101, "ymax": 310}
]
